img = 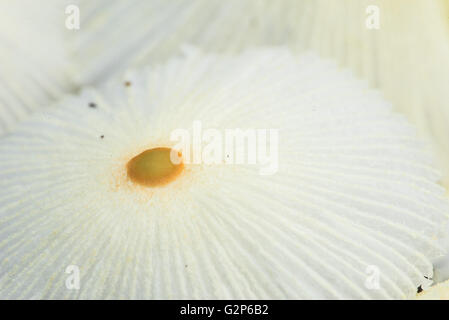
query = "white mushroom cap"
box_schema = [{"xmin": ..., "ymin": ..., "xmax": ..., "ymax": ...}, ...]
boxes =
[
  {"xmin": 0, "ymin": 0, "xmax": 75, "ymax": 135},
  {"xmin": 0, "ymin": 49, "xmax": 447, "ymax": 299}
]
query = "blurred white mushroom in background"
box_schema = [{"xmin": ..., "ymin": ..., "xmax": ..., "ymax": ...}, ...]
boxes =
[{"xmin": 0, "ymin": 0, "xmax": 75, "ymax": 135}]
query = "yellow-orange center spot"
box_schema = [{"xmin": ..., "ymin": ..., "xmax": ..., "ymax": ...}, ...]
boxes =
[{"xmin": 127, "ymin": 147, "xmax": 183, "ymax": 187}]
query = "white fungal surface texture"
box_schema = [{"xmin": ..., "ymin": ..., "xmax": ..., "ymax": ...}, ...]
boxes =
[
  {"xmin": 0, "ymin": 49, "xmax": 448, "ymax": 299},
  {"xmin": 0, "ymin": 0, "xmax": 75, "ymax": 135}
]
